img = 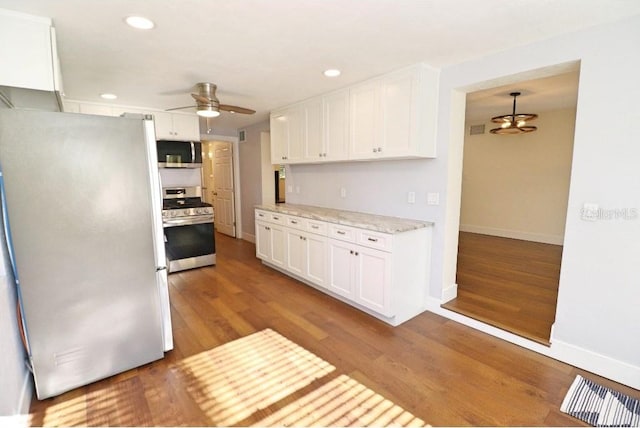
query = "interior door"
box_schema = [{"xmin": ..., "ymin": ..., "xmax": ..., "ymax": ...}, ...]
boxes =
[
  {"xmin": 201, "ymin": 141, "xmax": 215, "ymax": 204},
  {"xmin": 212, "ymin": 141, "xmax": 236, "ymax": 237}
]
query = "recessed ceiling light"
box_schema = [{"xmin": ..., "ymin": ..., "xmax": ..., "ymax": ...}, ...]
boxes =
[
  {"xmin": 125, "ymin": 16, "xmax": 155, "ymax": 30},
  {"xmin": 100, "ymin": 93, "xmax": 117, "ymax": 100},
  {"xmin": 323, "ymin": 69, "xmax": 341, "ymax": 77}
]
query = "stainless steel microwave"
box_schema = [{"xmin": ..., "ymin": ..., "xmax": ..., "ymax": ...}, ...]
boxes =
[{"xmin": 157, "ymin": 140, "xmax": 202, "ymax": 168}]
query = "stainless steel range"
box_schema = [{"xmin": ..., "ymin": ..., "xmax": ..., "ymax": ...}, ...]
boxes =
[{"xmin": 162, "ymin": 186, "xmax": 216, "ymax": 273}]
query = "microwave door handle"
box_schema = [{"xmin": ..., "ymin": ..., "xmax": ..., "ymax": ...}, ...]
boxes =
[{"xmin": 190, "ymin": 141, "xmax": 195, "ymax": 163}]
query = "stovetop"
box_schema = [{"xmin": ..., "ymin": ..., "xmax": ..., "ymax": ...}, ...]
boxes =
[{"xmin": 162, "ymin": 197, "xmax": 212, "ymax": 210}]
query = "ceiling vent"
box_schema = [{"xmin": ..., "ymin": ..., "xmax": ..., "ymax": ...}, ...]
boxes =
[{"xmin": 469, "ymin": 124, "xmax": 485, "ymax": 135}]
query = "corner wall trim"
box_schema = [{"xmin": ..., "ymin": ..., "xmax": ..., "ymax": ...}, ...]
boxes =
[
  {"xmin": 243, "ymin": 233, "xmax": 256, "ymax": 244},
  {"xmin": 441, "ymin": 283, "xmax": 458, "ymax": 303},
  {"xmin": 18, "ymin": 370, "xmax": 32, "ymax": 416}
]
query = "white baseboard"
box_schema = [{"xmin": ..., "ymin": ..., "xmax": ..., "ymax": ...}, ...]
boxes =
[
  {"xmin": 550, "ymin": 338, "xmax": 640, "ymax": 390},
  {"xmin": 459, "ymin": 224, "xmax": 564, "ymax": 245},
  {"xmin": 425, "ymin": 297, "xmax": 640, "ymax": 390},
  {"xmin": 441, "ymin": 283, "xmax": 458, "ymax": 303},
  {"xmin": 242, "ymin": 233, "xmax": 256, "ymax": 244}
]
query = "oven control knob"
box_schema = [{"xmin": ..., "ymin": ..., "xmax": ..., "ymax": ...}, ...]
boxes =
[
  {"xmin": 184, "ymin": 209, "xmax": 191, "ymax": 216},
  {"xmin": 196, "ymin": 208, "xmax": 203, "ymax": 214},
  {"xmin": 171, "ymin": 211, "xmax": 178, "ymax": 217}
]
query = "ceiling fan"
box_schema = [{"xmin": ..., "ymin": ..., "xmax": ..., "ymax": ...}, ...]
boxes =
[{"xmin": 166, "ymin": 82, "xmax": 255, "ymax": 118}]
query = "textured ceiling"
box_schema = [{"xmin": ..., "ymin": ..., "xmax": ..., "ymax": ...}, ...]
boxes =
[{"xmin": 1, "ymin": 0, "xmax": 638, "ymax": 130}]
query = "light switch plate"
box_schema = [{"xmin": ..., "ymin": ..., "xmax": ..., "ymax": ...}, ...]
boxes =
[
  {"xmin": 407, "ymin": 191, "xmax": 416, "ymax": 204},
  {"xmin": 427, "ymin": 192, "xmax": 440, "ymax": 205},
  {"xmin": 340, "ymin": 187, "xmax": 347, "ymax": 198}
]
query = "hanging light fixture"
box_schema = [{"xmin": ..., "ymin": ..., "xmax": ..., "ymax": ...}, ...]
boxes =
[{"xmin": 490, "ymin": 92, "xmax": 538, "ymax": 135}]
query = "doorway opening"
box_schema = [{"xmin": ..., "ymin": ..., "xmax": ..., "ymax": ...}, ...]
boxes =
[
  {"xmin": 442, "ymin": 68, "xmax": 579, "ymax": 345},
  {"xmin": 202, "ymin": 140, "xmax": 237, "ymax": 238}
]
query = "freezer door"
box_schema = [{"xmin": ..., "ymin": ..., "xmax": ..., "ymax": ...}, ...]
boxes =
[{"xmin": 0, "ymin": 110, "xmax": 166, "ymax": 399}]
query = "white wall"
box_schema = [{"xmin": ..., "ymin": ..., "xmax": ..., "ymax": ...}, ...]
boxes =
[
  {"xmin": 439, "ymin": 15, "xmax": 640, "ymax": 387},
  {"xmin": 460, "ymin": 108, "xmax": 576, "ymax": 245},
  {"xmin": 0, "ymin": 203, "xmax": 31, "ymax": 416},
  {"xmin": 238, "ymin": 119, "xmax": 270, "ymax": 240},
  {"xmin": 285, "ymin": 15, "xmax": 640, "ymax": 388}
]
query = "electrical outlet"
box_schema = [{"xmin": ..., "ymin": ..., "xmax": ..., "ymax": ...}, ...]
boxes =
[
  {"xmin": 295, "ymin": 186, "xmax": 300, "ymax": 194},
  {"xmin": 427, "ymin": 192, "xmax": 440, "ymax": 205},
  {"xmin": 407, "ymin": 191, "xmax": 415, "ymax": 204},
  {"xmin": 340, "ymin": 187, "xmax": 347, "ymax": 198},
  {"xmin": 287, "ymin": 185, "xmax": 293, "ymax": 193}
]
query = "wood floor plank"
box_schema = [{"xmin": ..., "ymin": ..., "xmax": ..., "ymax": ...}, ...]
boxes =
[
  {"xmin": 444, "ymin": 232, "xmax": 561, "ymax": 344},
  {"xmin": 27, "ymin": 232, "xmax": 638, "ymax": 427}
]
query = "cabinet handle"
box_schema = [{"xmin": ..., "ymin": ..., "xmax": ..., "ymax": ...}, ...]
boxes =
[
  {"xmin": 355, "ymin": 252, "xmax": 359, "ymax": 256},
  {"xmin": 258, "ymin": 213, "xmax": 264, "ymax": 217},
  {"xmin": 336, "ymin": 230, "xmax": 346, "ymax": 235},
  {"xmin": 273, "ymin": 216, "xmax": 279, "ymax": 220},
  {"xmin": 311, "ymin": 225, "xmax": 319, "ymax": 229},
  {"xmin": 291, "ymin": 220, "xmax": 297, "ymax": 224},
  {"xmin": 350, "ymin": 250, "xmax": 354, "ymax": 254},
  {"xmin": 265, "ymin": 226, "xmax": 270, "ymax": 230},
  {"xmin": 319, "ymin": 153, "xmax": 322, "ymax": 157},
  {"xmin": 372, "ymin": 148, "xmax": 377, "ymax": 153},
  {"xmin": 367, "ymin": 237, "xmax": 378, "ymax": 242},
  {"xmin": 378, "ymin": 147, "xmax": 382, "ymax": 152}
]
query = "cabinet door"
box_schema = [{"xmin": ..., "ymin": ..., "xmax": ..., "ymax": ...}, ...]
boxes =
[
  {"xmin": 286, "ymin": 107, "xmax": 304, "ymax": 163},
  {"xmin": 270, "ymin": 111, "xmax": 288, "ymax": 163},
  {"xmin": 285, "ymin": 229, "xmax": 305, "ymax": 277},
  {"xmin": 303, "ymin": 98, "xmax": 323, "ymax": 162},
  {"xmin": 255, "ymin": 221, "xmax": 272, "ymax": 260},
  {"xmin": 349, "ymin": 80, "xmax": 380, "ymax": 160},
  {"xmin": 380, "ymin": 68, "xmax": 416, "ymax": 157},
  {"xmin": 327, "ymin": 239, "xmax": 355, "ymax": 299},
  {"xmin": 305, "ymin": 233, "xmax": 327, "ymax": 288},
  {"xmin": 270, "ymin": 224, "xmax": 286, "ymax": 268},
  {"xmin": 0, "ymin": 11, "xmax": 54, "ymax": 91},
  {"xmin": 154, "ymin": 111, "xmax": 174, "ymax": 140},
  {"xmin": 323, "ymin": 89, "xmax": 349, "ymax": 161},
  {"xmin": 354, "ymin": 246, "xmax": 392, "ymax": 316},
  {"xmin": 172, "ymin": 114, "xmax": 200, "ymax": 141}
]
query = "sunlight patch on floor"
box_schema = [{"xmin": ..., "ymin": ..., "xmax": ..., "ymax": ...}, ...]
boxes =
[{"xmin": 176, "ymin": 328, "xmax": 335, "ymax": 426}]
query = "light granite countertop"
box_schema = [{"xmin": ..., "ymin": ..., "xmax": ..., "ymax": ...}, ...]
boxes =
[{"xmin": 255, "ymin": 203, "xmax": 433, "ymax": 234}]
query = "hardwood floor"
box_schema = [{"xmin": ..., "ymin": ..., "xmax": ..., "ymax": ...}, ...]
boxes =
[
  {"xmin": 443, "ymin": 232, "xmax": 562, "ymax": 345},
  {"xmin": 27, "ymin": 232, "xmax": 639, "ymax": 426}
]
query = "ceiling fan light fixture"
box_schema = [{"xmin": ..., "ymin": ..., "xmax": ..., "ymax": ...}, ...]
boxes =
[
  {"xmin": 196, "ymin": 107, "xmax": 220, "ymax": 118},
  {"xmin": 323, "ymin": 69, "xmax": 341, "ymax": 77},
  {"xmin": 125, "ymin": 16, "xmax": 155, "ymax": 30},
  {"xmin": 490, "ymin": 92, "xmax": 538, "ymax": 135}
]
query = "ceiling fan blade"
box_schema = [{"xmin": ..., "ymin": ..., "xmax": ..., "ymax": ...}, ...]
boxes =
[
  {"xmin": 191, "ymin": 93, "xmax": 213, "ymax": 104},
  {"xmin": 219, "ymin": 104, "xmax": 256, "ymax": 114},
  {"xmin": 165, "ymin": 105, "xmax": 195, "ymax": 112}
]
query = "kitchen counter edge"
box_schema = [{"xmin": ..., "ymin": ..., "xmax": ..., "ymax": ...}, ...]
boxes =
[{"xmin": 255, "ymin": 203, "xmax": 433, "ymax": 234}]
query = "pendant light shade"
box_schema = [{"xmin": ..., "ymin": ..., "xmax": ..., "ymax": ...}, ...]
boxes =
[{"xmin": 490, "ymin": 92, "xmax": 537, "ymax": 135}]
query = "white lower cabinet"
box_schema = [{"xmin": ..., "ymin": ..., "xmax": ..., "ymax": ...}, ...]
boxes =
[
  {"xmin": 286, "ymin": 228, "xmax": 327, "ymax": 288},
  {"xmin": 255, "ymin": 220, "xmax": 286, "ymax": 269},
  {"xmin": 255, "ymin": 208, "xmax": 432, "ymax": 326}
]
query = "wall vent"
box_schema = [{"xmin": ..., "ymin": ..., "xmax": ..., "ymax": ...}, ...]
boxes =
[{"xmin": 469, "ymin": 124, "xmax": 485, "ymax": 135}]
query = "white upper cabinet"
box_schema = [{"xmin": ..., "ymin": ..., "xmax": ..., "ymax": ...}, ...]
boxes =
[
  {"xmin": 154, "ymin": 111, "xmax": 200, "ymax": 141},
  {"xmin": 270, "ymin": 105, "xmax": 304, "ymax": 164},
  {"xmin": 269, "ymin": 62, "xmax": 439, "ymax": 164},
  {"xmin": 322, "ymin": 89, "xmax": 350, "ymax": 161},
  {"xmin": 0, "ymin": 10, "xmax": 63, "ymax": 111},
  {"xmin": 0, "ymin": 10, "xmax": 57, "ymax": 91},
  {"xmin": 350, "ymin": 64, "xmax": 438, "ymax": 160},
  {"xmin": 302, "ymin": 98, "xmax": 323, "ymax": 162}
]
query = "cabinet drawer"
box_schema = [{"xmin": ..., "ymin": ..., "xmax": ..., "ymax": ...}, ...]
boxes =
[
  {"xmin": 306, "ymin": 220, "xmax": 327, "ymax": 235},
  {"xmin": 357, "ymin": 230, "xmax": 392, "ymax": 251},
  {"xmin": 255, "ymin": 209, "xmax": 269, "ymax": 221},
  {"xmin": 269, "ymin": 212, "xmax": 285, "ymax": 224},
  {"xmin": 329, "ymin": 224, "xmax": 357, "ymax": 242},
  {"xmin": 285, "ymin": 215, "xmax": 307, "ymax": 230}
]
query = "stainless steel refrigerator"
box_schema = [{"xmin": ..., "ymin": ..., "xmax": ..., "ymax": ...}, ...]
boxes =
[{"xmin": 0, "ymin": 109, "xmax": 173, "ymax": 399}]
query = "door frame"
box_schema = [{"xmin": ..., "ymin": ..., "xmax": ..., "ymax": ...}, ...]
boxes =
[{"xmin": 203, "ymin": 134, "xmax": 242, "ymax": 240}]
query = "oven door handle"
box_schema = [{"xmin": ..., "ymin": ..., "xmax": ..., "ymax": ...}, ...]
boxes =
[{"xmin": 162, "ymin": 216, "xmax": 214, "ymax": 227}]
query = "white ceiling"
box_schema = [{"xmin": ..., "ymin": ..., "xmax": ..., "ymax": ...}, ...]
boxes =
[{"xmin": 1, "ymin": 0, "xmax": 639, "ymax": 130}]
